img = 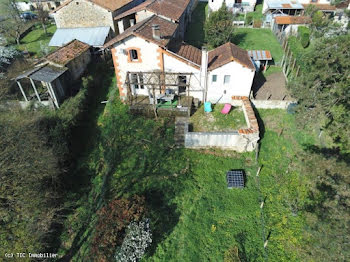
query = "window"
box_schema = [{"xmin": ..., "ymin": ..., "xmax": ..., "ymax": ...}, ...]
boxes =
[
  {"xmin": 212, "ymin": 75, "xmax": 217, "ymax": 83},
  {"xmin": 129, "ymin": 49, "xmax": 138, "ymax": 61},
  {"xmin": 178, "ymin": 75, "xmax": 187, "ymax": 94},
  {"xmin": 130, "ymin": 73, "xmax": 144, "ymax": 90},
  {"xmin": 224, "ymin": 75, "xmax": 230, "ymax": 84}
]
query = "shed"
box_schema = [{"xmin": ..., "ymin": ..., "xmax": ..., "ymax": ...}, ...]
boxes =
[{"xmin": 248, "ymin": 50, "xmax": 272, "ymax": 72}]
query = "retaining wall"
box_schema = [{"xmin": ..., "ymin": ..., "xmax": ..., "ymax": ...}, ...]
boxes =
[
  {"xmin": 183, "ymin": 97, "xmax": 260, "ymax": 152},
  {"xmin": 251, "ymin": 99, "xmax": 296, "ymax": 109}
]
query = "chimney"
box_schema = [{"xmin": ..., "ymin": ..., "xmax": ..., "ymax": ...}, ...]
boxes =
[
  {"xmin": 200, "ymin": 46, "xmax": 209, "ymax": 101},
  {"xmin": 130, "ymin": 18, "xmax": 135, "ymax": 26},
  {"xmin": 152, "ymin": 24, "xmax": 161, "ymax": 40}
]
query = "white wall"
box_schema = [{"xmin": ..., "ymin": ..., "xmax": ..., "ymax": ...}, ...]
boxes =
[
  {"xmin": 162, "ymin": 52, "xmax": 203, "ymax": 100},
  {"xmin": 112, "ymin": 36, "xmax": 161, "ymax": 97},
  {"xmin": 207, "ymin": 61, "xmax": 255, "ymax": 103}
]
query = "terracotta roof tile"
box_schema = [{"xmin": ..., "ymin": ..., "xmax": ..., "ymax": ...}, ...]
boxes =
[
  {"xmin": 208, "ymin": 42, "xmax": 255, "ymax": 71},
  {"xmin": 275, "ymin": 15, "xmax": 312, "ymax": 25},
  {"xmin": 167, "ymin": 41, "xmax": 202, "ymax": 65},
  {"xmin": 104, "ymin": 15, "xmax": 178, "ymax": 48},
  {"xmin": 52, "ymin": 0, "xmax": 134, "ymax": 13},
  {"xmin": 46, "ymin": 39, "xmax": 90, "ymax": 65},
  {"xmin": 146, "ymin": 0, "xmax": 191, "ymax": 21}
]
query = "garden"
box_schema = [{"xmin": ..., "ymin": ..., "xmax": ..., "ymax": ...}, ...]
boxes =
[{"xmin": 190, "ymin": 104, "xmax": 247, "ymax": 132}]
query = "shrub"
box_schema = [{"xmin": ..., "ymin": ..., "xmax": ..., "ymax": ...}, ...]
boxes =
[
  {"xmin": 297, "ymin": 26, "xmax": 310, "ymax": 48},
  {"xmin": 115, "ymin": 219, "xmax": 152, "ymax": 262},
  {"xmin": 91, "ymin": 196, "xmax": 146, "ymax": 261}
]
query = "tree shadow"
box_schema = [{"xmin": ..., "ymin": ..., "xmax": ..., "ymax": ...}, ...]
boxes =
[
  {"xmin": 231, "ymin": 32, "xmax": 247, "ymax": 46},
  {"xmin": 144, "ymin": 189, "xmax": 179, "ymax": 256}
]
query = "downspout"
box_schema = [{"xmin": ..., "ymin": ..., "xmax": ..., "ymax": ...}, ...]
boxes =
[{"xmin": 200, "ymin": 47, "xmax": 208, "ymax": 102}]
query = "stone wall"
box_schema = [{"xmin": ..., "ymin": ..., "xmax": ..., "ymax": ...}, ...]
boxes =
[
  {"xmin": 183, "ymin": 97, "xmax": 260, "ymax": 152},
  {"xmin": 251, "ymin": 99, "xmax": 297, "ymax": 109},
  {"xmin": 54, "ymin": 0, "xmax": 115, "ymax": 31}
]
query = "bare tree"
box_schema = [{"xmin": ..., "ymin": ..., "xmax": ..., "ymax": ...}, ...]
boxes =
[
  {"xmin": 0, "ymin": 0, "xmax": 25, "ymax": 45},
  {"xmin": 35, "ymin": 0, "xmax": 49, "ymax": 34}
]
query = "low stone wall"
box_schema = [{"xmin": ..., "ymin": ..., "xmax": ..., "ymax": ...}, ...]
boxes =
[
  {"xmin": 182, "ymin": 97, "xmax": 260, "ymax": 152},
  {"xmin": 130, "ymin": 104, "xmax": 191, "ymax": 117},
  {"xmin": 251, "ymin": 99, "xmax": 297, "ymax": 109}
]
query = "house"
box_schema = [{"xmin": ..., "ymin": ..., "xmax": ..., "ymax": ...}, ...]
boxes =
[
  {"xmin": 272, "ymin": 15, "xmax": 312, "ymax": 35},
  {"xmin": 15, "ymin": 40, "xmax": 91, "ymax": 108},
  {"xmin": 208, "ymin": 0, "xmax": 257, "ymax": 13},
  {"xmin": 49, "ymin": 0, "xmax": 145, "ymax": 47},
  {"xmin": 263, "ymin": 0, "xmax": 305, "ymax": 15},
  {"xmin": 113, "ymin": 0, "xmax": 197, "ymax": 38},
  {"xmin": 263, "ymin": 0, "xmax": 336, "ymax": 15},
  {"xmin": 29, "ymin": 0, "xmax": 64, "ymax": 11},
  {"xmin": 103, "ymin": 15, "xmax": 255, "ymax": 107}
]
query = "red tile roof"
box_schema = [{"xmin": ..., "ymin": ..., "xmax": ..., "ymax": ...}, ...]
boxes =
[
  {"xmin": 275, "ymin": 15, "xmax": 312, "ymax": 25},
  {"xmin": 104, "ymin": 15, "xmax": 178, "ymax": 48},
  {"xmin": 208, "ymin": 42, "xmax": 255, "ymax": 71},
  {"xmin": 51, "ymin": 0, "xmax": 134, "ymax": 13},
  {"xmin": 168, "ymin": 41, "xmax": 202, "ymax": 65},
  {"xmin": 114, "ymin": 0, "xmax": 191, "ymax": 22},
  {"xmin": 46, "ymin": 39, "xmax": 90, "ymax": 65}
]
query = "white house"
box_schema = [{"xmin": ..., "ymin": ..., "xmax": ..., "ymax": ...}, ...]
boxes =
[
  {"xmin": 208, "ymin": 0, "xmax": 257, "ymax": 13},
  {"xmin": 104, "ymin": 15, "xmax": 255, "ymax": 104}
]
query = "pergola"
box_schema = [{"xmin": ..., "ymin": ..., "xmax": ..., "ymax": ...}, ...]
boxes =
[{"xmin": 15, "ymin": 64, "xmax": 67, "ymax": 109}]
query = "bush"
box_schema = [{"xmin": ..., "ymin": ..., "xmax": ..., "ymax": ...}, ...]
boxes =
[
  {"xmin": 91, "ymin": 196, "xmax": 146, "ymax": 261},
  {"xmin": 298, "ymin": 26, "xmax": 310, "ymax": 48}
]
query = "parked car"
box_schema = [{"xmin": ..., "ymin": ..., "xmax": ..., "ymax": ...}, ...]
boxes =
[{"xmin": 20, "ymin": 12, "xmax": 38, "ymax": 21}]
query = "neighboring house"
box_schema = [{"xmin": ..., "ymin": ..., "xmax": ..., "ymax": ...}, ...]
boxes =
[
  {"xmin": 272, "ymin": 15, "xmax": 312, "ymax": 35},
  {"xmin": 113, "ymin": 0, "xmax": 197, "ymax": 38},
  {"xmin": 263, "ymin": 0, "xmax": 336, "ymax": 15},
  {"xmin": 208, "ymin": 0, "xmax": 257, "ymax": 13},
  {"xmin": 103, "ymin": 15, "xmax": 255, "ymax": 105},
  {"xmin": 29, "ymin": 0, "xmax": 64, "ymax": 11},
  {"xmin": 49, "ymin": 0, "xmax": 145, "ymax": 47},
  {"xmin": 263, "ymin": 0, "xmax": 305, "ymax": 15},
  {"xmin": 15, "ymin": 40, "xmax": 91, "ymax": 108}
]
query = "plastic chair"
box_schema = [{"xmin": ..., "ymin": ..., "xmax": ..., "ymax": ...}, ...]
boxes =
[
  {"xmin": 221, "ymin": 103, "xmax": 232, "ymax": 114},
  {"xmin": 204, "ymin": 102, "xmax": 212, "ymax": 113}
]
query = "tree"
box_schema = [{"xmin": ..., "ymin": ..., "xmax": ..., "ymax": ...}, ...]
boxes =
[
  {"xmin": 204, "ymin": 3, "xmax": 234, "ymax": 48},
  {"xmin": 0, "ymin": 0, "xmax": 26, "ymax": 45},
  {"xmin": 115, "ymin": 219, "xmax": 152, "ymax": 262},
  {"xmin": 300, "ymin": 149, "xmax": 350, "ymax": 261},
  {"xmin": 289, "ymin": 34, "xmax": 350, "ymax": 153},
  {"xmin": 35, "ymin": 0, "xmax": 49, "ymax": 34}
]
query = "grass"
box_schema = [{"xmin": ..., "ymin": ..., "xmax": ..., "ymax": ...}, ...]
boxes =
[
  {"xmin": 17, "ymin": 23, "xmax": 57, "ymax": 57},
  {"xmin": 184, "ymin": 2, "xmax": 208, "ymax": 48},
  {"xmin": 263, "ymin": 65, "xmax": 283, "ymax": 77},
  {"xmin": 185, "ymin": 3, "xmax": 283, "ymax": 63},
  {"xmin": 56, "ymin": 79, "xmax": 320, "ymax": 261},
  {"xmin": 190, "ymin": 104, "xmax": 247, "ymax": 132},
  {"xmin": 232, "ymin": 28, "xmax": 284, "ymax": 63}
]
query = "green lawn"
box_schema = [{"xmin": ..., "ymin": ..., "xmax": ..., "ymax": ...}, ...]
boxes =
[
  {"xmin": 17, "ymin": 23, "xmax": 57, "ymax": 57},
  {"xmin": 185, "ymin": 3, "xmax": 283, "ymax": 63},
  {"xmin": 232, "ymin": 28, "xmax": 284, "ymax": 63},
  {"xmin": 190, "ymin": 104, "xmax": 247, "ymax": 132}
]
